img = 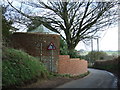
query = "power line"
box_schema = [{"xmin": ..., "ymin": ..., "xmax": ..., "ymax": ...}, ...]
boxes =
[{"xmin": 100, "ymin": 28, "xmax": 109, "ymax": 42}]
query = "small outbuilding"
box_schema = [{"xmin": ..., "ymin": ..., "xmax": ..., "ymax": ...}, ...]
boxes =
[{"xmin": 10, "ymin": 32, "xmax": 60, "ymax": 73}]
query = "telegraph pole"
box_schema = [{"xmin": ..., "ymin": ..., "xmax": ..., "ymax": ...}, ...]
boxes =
[
  {"xmin": 90, "ymin": 37, "xmax": 93, "ymax": 65},
  {"xmin": 96, "ymin": 37, "xmax": 100, "ymax": 60},
  {"xmin": 97, "ymin": 38, "xmax": 99, "ymax": 52},
  {"xmin": 91, "ymin": 38, "xmax": 93, "ymax": 52}
]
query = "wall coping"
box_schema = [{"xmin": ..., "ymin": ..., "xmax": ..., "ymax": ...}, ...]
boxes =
[
  {"xmin": 59, "ymin": 55, "xmax": 88, "ymax": 62},
  {"xmin": 70, "ymin": 58, "xmax": 80, "ymax": 61},
  {"xmin": 12, "ymin": 32, "xmax": 60, "ymax": 36}
]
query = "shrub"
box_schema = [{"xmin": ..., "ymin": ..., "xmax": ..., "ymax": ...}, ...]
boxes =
[
  {"xmin": 60, "ymin": 39, "xmax": 68, "ymax": 55},
  {"xmin": 60, "ymin": 39, "xmax": 79, "ymax": 58},
  {"xmin": 86, "ymin": 51, "xmax": 108, "ymax": 62},
  {"xmin": 93, "ymin": 56, "xmax": 119, "ymax": 73},
  {"xmin": 68, "ymin": 50, "xmax": 79, "ymax": 58},
  {"xmin": 2, "ymin": 47, "xmax": 49, "ymax": 88}
]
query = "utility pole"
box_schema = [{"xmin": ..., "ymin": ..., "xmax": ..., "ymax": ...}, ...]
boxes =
[
  {"xmin": 97, "ymin": 38, "xmax": 99, "ymax": 52},
  {"xmin": 90, "ymin": 37, "xmax": 93, "ymax": 65},
  {"xmin": 96, "ymin": 37, "xmax": 100, "ymax": 60},
  {"xmin": 91, "ymin": 38, "xmax": 93, "ymax": 52}
]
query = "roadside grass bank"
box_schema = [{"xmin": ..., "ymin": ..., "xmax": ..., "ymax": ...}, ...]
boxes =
[{"xmin": 2, "ymin": 47, "xmax": 49, "ymax": 88}]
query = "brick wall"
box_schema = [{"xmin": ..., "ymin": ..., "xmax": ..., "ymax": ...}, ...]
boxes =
[
  {"xmin": 58, "ymin": 55, "xmax": 88, "ymax": 76},
  {"xmin": 10, "ymin": 32, "xmax": 60, "ymax": 72}
]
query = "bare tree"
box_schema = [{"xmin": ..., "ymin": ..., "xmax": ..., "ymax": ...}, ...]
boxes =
[{"xmin": 6, "ymin": 0, "xmax": 118, "ymax": 51}]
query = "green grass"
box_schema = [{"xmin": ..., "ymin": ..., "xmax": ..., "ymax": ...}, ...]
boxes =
[
  {"xmin": 2, "ymin": 47, "xmax": 49, "ymax": 88},
  {"xmin": 105, "ymin": 51, "xmax": 119, "ymax": 56},
  {"xmin": 49, "ymin": 71, "xmax": 90, "ymax": 79}
]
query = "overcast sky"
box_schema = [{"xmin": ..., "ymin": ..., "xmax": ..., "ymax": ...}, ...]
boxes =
[{"xmin": 75, "ymin": 26, "xmax": 118, "ymax": 51}]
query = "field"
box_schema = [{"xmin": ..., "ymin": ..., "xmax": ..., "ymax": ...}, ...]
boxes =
[
  {"xmin": 79, "ymin": 51, "xmax": 120, "ymax": 56},
  {"xmin": 105, "ymin": 51, "xmax": 120, "ymax": 56}
]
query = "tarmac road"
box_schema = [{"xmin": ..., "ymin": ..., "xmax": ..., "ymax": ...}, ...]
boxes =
[{"xmin": 56, "ymin": 68, "xmax": 118, "ymax": 88}]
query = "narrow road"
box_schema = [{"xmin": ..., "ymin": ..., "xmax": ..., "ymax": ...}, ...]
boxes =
[{"xmin": 56, "ymin": 68, "xmax": 118, "ymax": 88}]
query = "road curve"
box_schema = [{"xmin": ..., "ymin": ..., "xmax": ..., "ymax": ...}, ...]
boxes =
[{"xmin": 56, "ymin": 68, "xmax": 118, "ymax": 88}]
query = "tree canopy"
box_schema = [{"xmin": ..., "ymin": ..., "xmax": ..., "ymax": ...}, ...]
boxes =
[
  {"xmin": 5, "ymin": 0, "xmax": 118, "ymax": 50},
  {"xmin": 2, "ymin": 5, "xmax": 13, "ymax": 38}
]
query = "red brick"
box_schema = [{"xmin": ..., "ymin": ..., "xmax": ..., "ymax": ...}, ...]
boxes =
[{"xmin": 58, "ymin": 55, "xmax": 88, "ymax": 76}]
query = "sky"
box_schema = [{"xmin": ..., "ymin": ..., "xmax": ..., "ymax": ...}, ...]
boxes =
[{"xmin": 75, "ymin": 26, "xmax": 118, "ymax": 51}]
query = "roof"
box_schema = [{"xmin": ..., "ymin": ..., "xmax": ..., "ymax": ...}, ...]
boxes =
[{"xmin": 30, "ymin": 24, "xmax": 58, "ymax": 34}]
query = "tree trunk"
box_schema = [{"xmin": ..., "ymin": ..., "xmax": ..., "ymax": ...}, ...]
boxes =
[
  {"xmin": 67, "ymin": 43, "xmax": 78, "ymax": 58},
  {"xmin": 67, "ymin": 43, "xmax": 75, "ymax": 51},
  {"xmin": 67, "ymin": 39, "xmax": 79, "ymax": 51}
]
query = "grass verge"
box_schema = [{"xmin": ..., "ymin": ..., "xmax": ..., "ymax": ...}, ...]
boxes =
[
  {"xmin": 49, "ymin": 71, "xmax": 90, "ymax": 79},
  {"xmin": 2, "ymin": 47, "xmax": 49, "ymax": 88}
]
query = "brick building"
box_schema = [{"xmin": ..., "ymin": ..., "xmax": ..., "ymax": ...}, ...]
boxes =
[{"xmin": 10, "ymin": 32, "xmax": 60, "ymax": 72}]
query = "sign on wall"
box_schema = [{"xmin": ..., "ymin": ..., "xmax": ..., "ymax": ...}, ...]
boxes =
[
  {"xmin": 47, "ymin": 42, "xmax": 56, "ymax": 72},
  {"xmin": 47, "ymin": 42, "xmax": 56, "ymax": 50}
]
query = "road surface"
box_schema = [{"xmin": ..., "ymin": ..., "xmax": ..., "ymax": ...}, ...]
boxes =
[{"xmin": 56, "ymin": 68, "xmax": 118, "ymax": 88}]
